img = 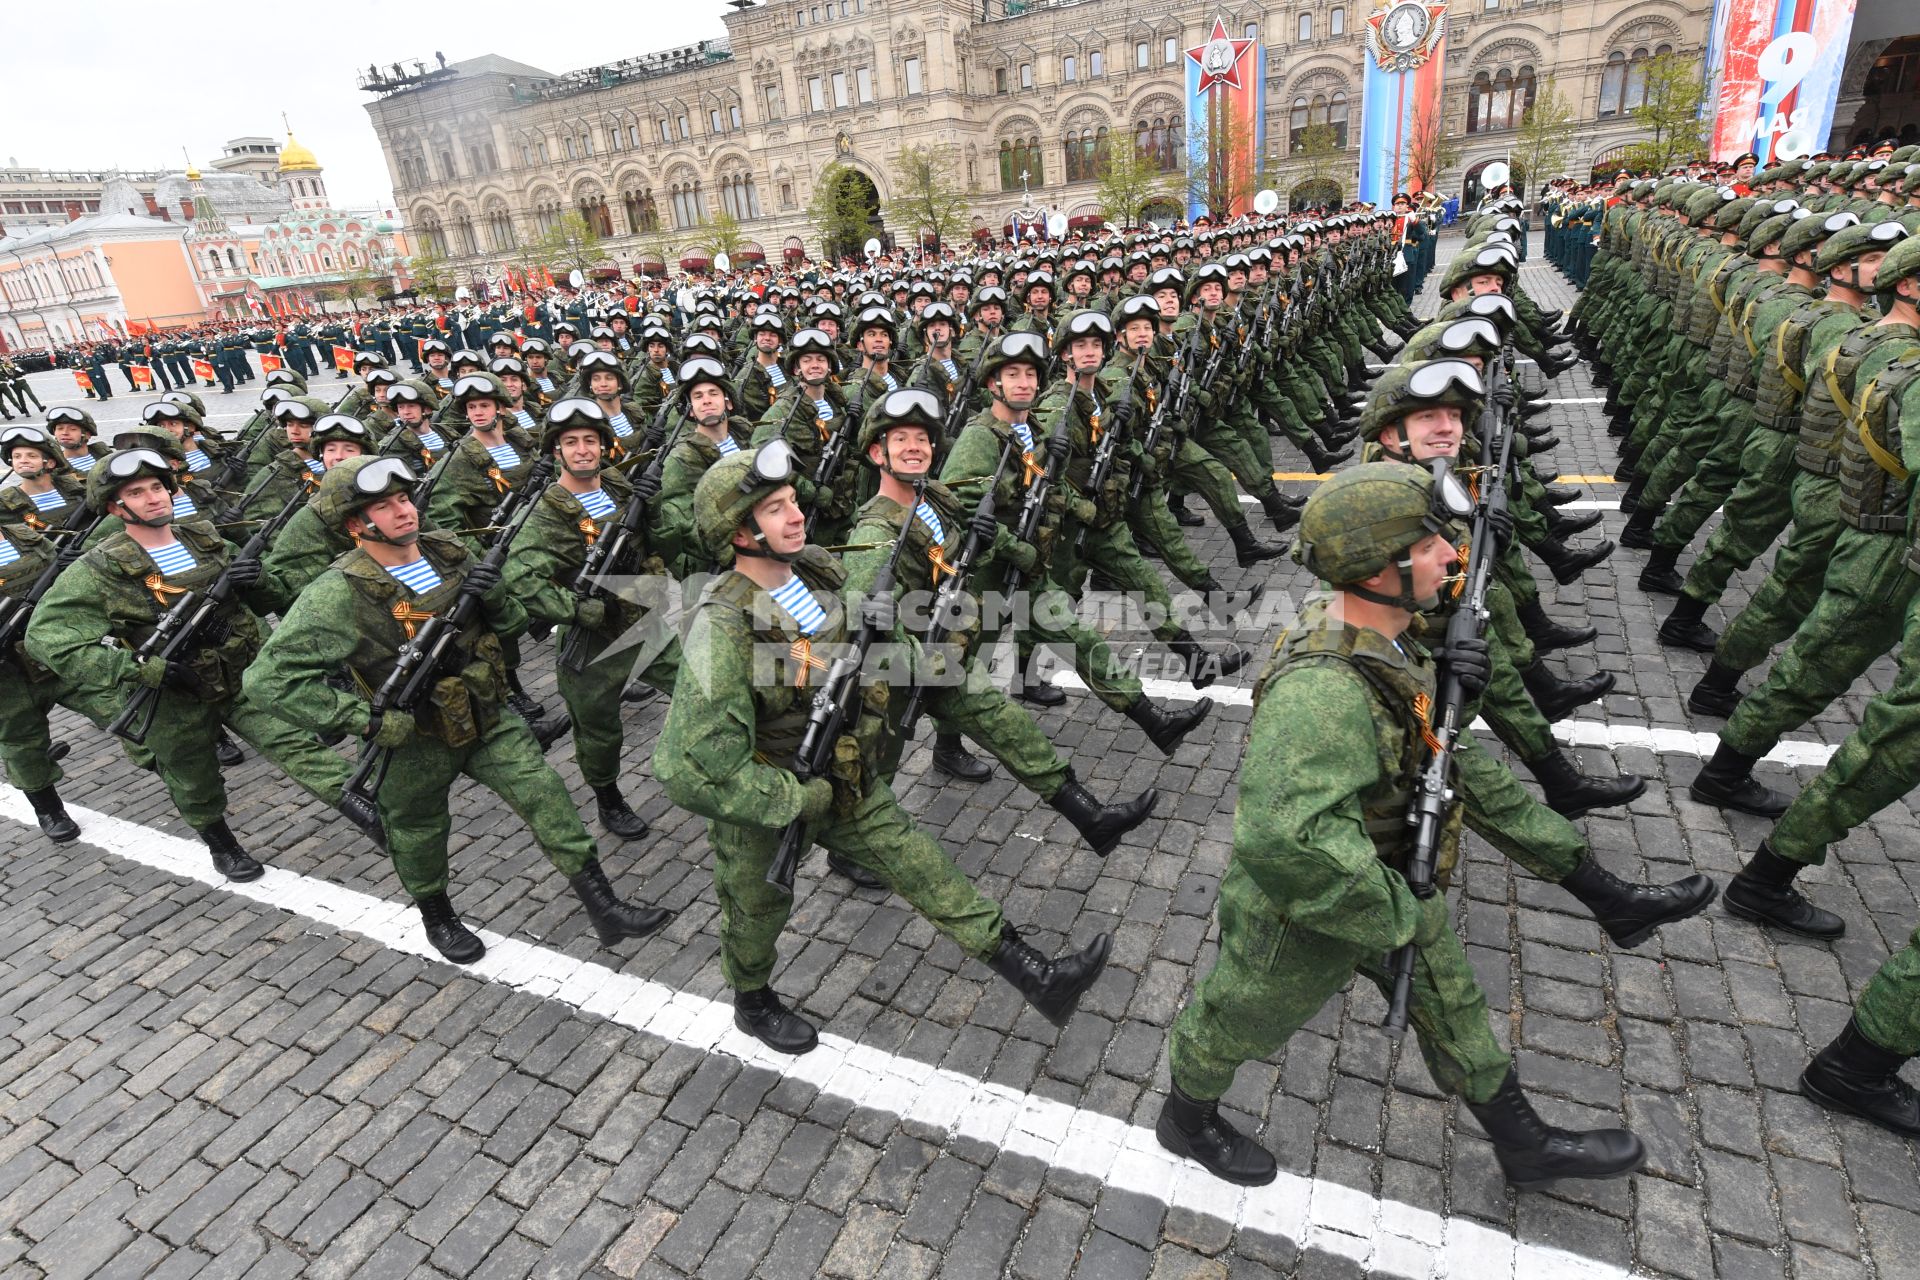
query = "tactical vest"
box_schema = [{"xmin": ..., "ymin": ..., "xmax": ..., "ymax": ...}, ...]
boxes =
[
  {"xmin": 1841, "ymin": 353, "xmax": 1920, "ymax": 534},
  {"xmin": 1701, "ymin": 260, "xmax": 1755, "ymax": 376},
  {"xmin": 1250, "ymin": 599, "xmax": 1466, "ymax": 884},
  {"xmin": 698, "ymin": 545, "xmax": 890, "ymax": 795},
  {"xmin": 0, "ymin": 525, "xmax": 60, "ymax": 681},
  {"xmin": 95, "ymin": 521, "xmax": 261, "ymax": 701},
  {"xmin": 1797, "ymin": 325, "xmax": 1919, "ymax": 476},
  {"xmin": 1758, "ymin": 302, "xmax": 1839, "ymax": 432},
  {"xmin": 1726, "ymin": 280, "xmax": 1801, "ymax": 402}
]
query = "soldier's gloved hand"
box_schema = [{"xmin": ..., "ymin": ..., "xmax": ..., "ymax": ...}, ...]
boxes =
[
  {"xmin": 630, "ymin": 468, "xmax": 662, "ymax": 503},
  {"xmin": 224, "ymin": 557, "xmax": 263, "ymax": 591},
  {"xmin": 968, "ymin": 506, "xmax": 999, "ymax": 548},
  {"xmin": 137, "ymin": 657, "xmax": 203, "ymax": 695},
  {"xmin": 463, "ymin": 559, "xmax": 502, "ymax": 595},
  {"xmin": 1411, "ymin": 890, "xmax": 1452, "ymax": 948},
  {"xmin": 573, "ymin": 598, "xmax": 607, "ymax": 632},
  {"xmin": 859, "ymin": 588, "xmax": 896, "ymax": 634},
  {"xmin": 369, "ymin": 711, "xmax": 415, "ymax": 748},
  {"xmin": 1438, "ymin": 635, "xmax": 1491, "ymax": 698},
  {"xmin": 1485, "ymin": 505, "xmax": 1514, "ymax": 553},
  {"xmin": 1070, "ymin": 496, "xmax": 1097, "ymax": 523},
  {"xmin": 1492, "ymin": 383, "xmax": 1518, "ymax": 411},
  {"xmin": 1006, "ymin": 539, "xmax": 1039, "ymax": 573},
  {"xmin": 799, "ymin": 776, "xmax": 835, "ymax": 825}
]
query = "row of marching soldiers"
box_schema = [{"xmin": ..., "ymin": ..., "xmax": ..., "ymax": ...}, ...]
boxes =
[
  {"xmin": 3, "ymin": 204, "xmax": 1677, "ymax": 1198},
  {"xmin": 1573, "ymin": 146, "xmax": 1920, "ymax": 1144}
]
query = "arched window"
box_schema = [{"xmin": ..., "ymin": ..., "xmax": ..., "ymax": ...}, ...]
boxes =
[
  {"xmin": 453, "ymin": 212, "xmax": 476, "ymax": 255},
  {"xmin": 1329, "ymin": 92, "xmax": 1349, "ymax": 149},
  {"xmin": 486, "ymin": 205, "xmax": 516, "ymax": 250},
  {"xmin": 1490, "ymin": 69, "xmax": 1513, "ymax": 129},
  {"xmin": 1513, "ymin": 65, "xmax": 1537, "ymax": 125},
  {"xmin": 1468, "ymin": 71, "xmax": 1490, "ymax": 132},
  {"xmin": 624, "ymin": 189, "xmax": 659, "ymax": 235},
  {"xmin": 1290, "ymin": 96, "xmax": 1309, "ymax": 151},
  {"xmin": 1623, "ymin": 46, "xmax": 1651, "ymax": 112},
  {"xmin": 670, "ymin": 182, "xmax": 704, "ymax": 229},
  {"xmin": 1598, "ymin": 51, "xmax": 1626, "ymax": 117},
  {"xmin": 1298, "ymin": 11, "xmax": 1313, "ymax": 41},
  {"xmin": 719, "ymin": 172, "xmax": 763, "ymax": 220},
  {"xmin": 225, "ymin": 248, "xmax": 239, "ymax": 270}
]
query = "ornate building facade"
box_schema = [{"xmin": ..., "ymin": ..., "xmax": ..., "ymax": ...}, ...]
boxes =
[{"xmin": 365, "ymin": 0, "xmax": 1730, "ymax": 277}]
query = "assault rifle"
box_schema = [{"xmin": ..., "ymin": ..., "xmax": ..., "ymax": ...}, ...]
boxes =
[
  {"xmin": 940, "ymin": 345, "xmax": 990, "ymax": 443},
  {"xmin": 802, "ymin": 376, "xmax": 870, "ymax": 538},
  {"xmin": 999, "ymin": 405, "xmax": 1073, "ymax": 599},
  {"xmin": 556, "ymin": 408, "xmax": 690, "ymax": 674},
  {"xmin": 0, "ymin": 504, "xmax": 107, "ymax": 659},
  {"xmin": 337, "ymin": 485, "xmax": 546, "ymax": 833},
  {"xmin": 1130, "ymin": 326, "xmax": 1203, "ymax": 502},
  {"xmin": 896, "ymin": 439, "xmax": 1018, "ymax": 737},
  {"xmin": 1074, "ymin": 372, "xmax": 1133, "ymax": 555},
  {"xmin": 765, "ymin": 487, "xmax": 920, "ymax": 893},
  {"xmin": 106, "ymin": 481, "xmax": 310, "ymax": 745},
  {"xmin": 1384, "ymin": 361, "xmax": 1517, "ymax": 1037},
  {"xmin": 209, "ymin": 407, "xmax": 281, "ymax": 494}
]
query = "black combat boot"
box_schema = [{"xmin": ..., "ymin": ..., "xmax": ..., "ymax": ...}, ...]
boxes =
[
  {"xmin": 1048, "ymin": 770, "xmax": 1158, "ymax": 857},
  {"xmin": 1156, "ymin": 1082, "xmax": 1278, "ymax": 1186},
  {"xmin": 1125, "ymin": 697, "xmax": 1212, "ymax": 756},
  {"xmin": 1169, "ymin": 493, "xmax": 1204, "ymax": 527},
  {"xmin": 1521, "ymin": 399, "xmax": 1551, "ymax": 421},
  {"xmin": 416, "ymin": 892, "xmax": 485, "ymax": 963},
  {"xmin": 1689, "ymin": 743, "xmax": 1789, "ymax": 817},
  {"xmin": 213, "ymin": 730, "xmax": 244, "ymax": 767},
  {"xmin": 1168, "ymin": 634, "xmax": 1251, "ymax": 691},
  {"xmin": 828, "ymin": 855, "xmax": 888, "ymax": 889},
  {"xmin": 1196, "ymin": 574, "xmax": 1264, "ymax": 621},
  {"xmin": 987, "ymin": 924, "xmax": 1111, "ymax": 1025},
  {"xmin": 1518, "ymin": 659, "xmax": 1614, "ymax": 722},
  {"xmin": 505, "ymin": 668, "xmax": 546, "ymax": 718},
  {"xmin": 1638, "ymin": 548, "xmax": 1686, "ymax": 595},
  {"xmin": 1801, "ymin": 1018, "xmax": 1920, "ymax": 1138},
  {"xmin": 1560, "ymin": 856, "xmax": 1718, "ymax": 947},
  {"xmin": 1523, "ymin": 433, "xmax": 1561, "ymax": 453},
  {"xmin": 1259, "ymin": 489, "xmax": 1300, "ymax": 535},
  {"xmin": 1515, "ymin": 599, "xmax": 1596, "ymax": 654},
  {"xmin": 1687, "ymin": 659, "xmax": 1744, "ymax": 716},
  {"xmin": 1015, "ymin": 658, "xmax": 1066, "ymax": 707},
  {"xmin": 1546, "ymin": 508, "xmax": 1602, "ymax": 539},
  {"xmin": 621, "ymin": 683, "xmax": 658, "ymax": 705},
  {"xmin": 507, "ymin": 690, "xmax": 572, "ymax": 751},
  {"xmin": 1724, "ymin": 841, "xmax": 1844, "ymax": 937},
  {"xmin": 1658, "ymin": 595, "xmax": 1719, "ymax": 653},
  {"xmin": 1536, "ymin": 351, "xmax": 1578, "ymax": 380},
  {"xmin": 931, "ymin": 731, "xmax": 993, "ymax": 782},
  {"xmin": 592, "ymin": 784, "xmax": 650, "ymax": 840},
  {"xmin": 1226, "ymin": 521, "xmax": 1287, "ymax": 567},
  {"xmin": 568, "ymin": 858, "xmax": 673, "ymax": 945},
  {"xmin": 1541, "ymin": 484, "xmax": 1582, "ymax": 506},
  {"xmin": 202, "ymin": 819, "xmax": 262, "ymax": 882},
  {"xmin": 1465, "ymin": 1070, "xmax": 1645, "ymax": 1189},
  {"xmin": 1534, "ymin": 535, "xmax": 1615, "ymax": 585},
  {"xmin": 24, "ymin": 786, "xmax": 78, "ymax": 843},
  {"xmin": 1300, "ymin": 433, "xmax": 1352, "ymax": 472},
  {"xmin": 1616, "ymin": 502, "xmax": 1662, "ymax": 550},
  {"xmin": 734, "ymin": 985, "xmax": 818, "ymax": 1055},
  {"xmin": 1526, "ymin": 750, "xmax": 1645, "ymax": 819}
]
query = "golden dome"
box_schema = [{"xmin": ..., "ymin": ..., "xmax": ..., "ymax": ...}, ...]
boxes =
[
  {"xmin": 277, "ymin": 133, "xmax": 321, "ymax": 173},
  {"xmin": 184, "ymin": 162, "xmax": 201, "ymax": 181}
]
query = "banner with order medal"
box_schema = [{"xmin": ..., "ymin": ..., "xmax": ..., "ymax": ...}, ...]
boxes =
[{"xmin": 1356, "ymin": 0, "xmax": 1450, "ymax": 210}]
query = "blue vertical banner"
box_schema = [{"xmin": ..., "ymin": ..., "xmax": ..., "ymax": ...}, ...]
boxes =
[
  {"xmin": 1185, "ymin": 17, "xmax": 1267, "ymax": 221},
  {"xmin": 1357, "ymin": 2, "xmax": 1451, "ymax": 208}
]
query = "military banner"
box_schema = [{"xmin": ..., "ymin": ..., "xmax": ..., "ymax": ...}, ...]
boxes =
[
  {"xmin": 1705, "ymin": 0, "xmax": 1859, "ymax": 164},
  {"xmin": 129, "ymin": 364, "xmax": 154, "ymax": 390},
  {"xmin": 1184, "ymin": 17, "xmax": 1265, "ymax": 221},
  {"xmin": 71, "ymin": 370, "xmax": 93, "ymax": 393},
  {"xmin": 1356, "ymin": 1, "xmax": 1451, "ymax": 209},
  {"xmin": 332, "ymin": 345, "xmax": 357, "ymax": 373},
  {"xmin": 259, "ymin": 353, "xmax": 284, "ymax": 375},
  {"xmin": 190, "ymin": 357, "xmax": 216, "ymax": 382}
]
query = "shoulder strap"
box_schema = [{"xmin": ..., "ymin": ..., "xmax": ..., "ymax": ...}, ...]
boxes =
[{"xmin": 1777, "ymin": 322, "xmax": 1808, "ymax": 393}]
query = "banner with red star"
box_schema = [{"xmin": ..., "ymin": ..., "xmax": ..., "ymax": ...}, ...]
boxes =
[{"xmin": 1184, "ymin": 16, "xmax": 1267, "ymax": 220}]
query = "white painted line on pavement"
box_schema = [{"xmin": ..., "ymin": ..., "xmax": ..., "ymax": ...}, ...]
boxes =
[
  {"xmin": 1551, "ymin": 718, "xmax": 1840, "ymax": 770},
  {"xmin": 0, "ymin": 788, "xmax": 1630, "ymax": 1280},
  {"xmin": 1540, "ymin": 398, "xmax": 1605, "ymax": 405}
]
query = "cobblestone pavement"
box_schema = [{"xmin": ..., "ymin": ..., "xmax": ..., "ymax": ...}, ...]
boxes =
[{"xmin": 4, "ymin": 238, "xmax": 1919, "ymax": 1279}]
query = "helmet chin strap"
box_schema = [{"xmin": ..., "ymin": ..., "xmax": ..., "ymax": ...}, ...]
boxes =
[
  {"xmin": 733, "ymin": 515, "xmax": 800, "ymax": 564},
  {"xmin": 1346, "ymin": 548, "xmax": 1433, "ymax": 613},
  {"xmin": 120, "ymin": 506, "xmax": 174, "ymax": 530}
]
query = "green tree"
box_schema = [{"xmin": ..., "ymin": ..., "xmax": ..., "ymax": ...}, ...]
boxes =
[
  {"xmin": 808, "ymin": 162, "xmax": 877, "ymax": 262},
  {"xmin": 700, "ymin": 210, "xmax": 747, "ymax": 259},
  {"xmin": 1401, "ymin": 106, "xmax": 1463, "ymax": 198},
  {"xmin": 885, "ymin": 143, "xmax": 971, "ymax": 250},
  {"xmin": 1291, "ymin": 124, "xmax": 1346, "ymax": 210},
  {"xmin": 1095, "ymin": 134, "xmax": 1174, "ymax": 228},
  {"xmin": 1188, "ymin": 105, "xmax": 1273, "ymax": 221},
  {"xmin": 336, "ymin": 262, "xmax": 388, "ymax": 313},
  {"xmin": 1624, "ymin": 52, "xmax": 1708, "ymax": 173},
  {"xmin": 529, "ymin": 210, "xmax": 602, "ymax": 276},
  {"xmin": 1510, "ymin": 81, "xmax": 1576, "ymax": 198},
  {"xmin": 406, "ymin": 246, "xmax": 453, "ymax": 299}
]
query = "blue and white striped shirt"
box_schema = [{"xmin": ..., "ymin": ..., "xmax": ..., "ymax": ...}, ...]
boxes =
[
  {"xmin": 417, "ymin": 428, "xmax": 446, "ymax": 451},
  {"xmin": 485, "ymin": 442, "xmax": 521, "ymax": 470},
  {"xmin": 304, "ymin": 458, "xmax": 325, "ymax": 476},
  {"xmin": 535, "ymin": 376, "xmax": 555, "ymax": 394},
  {"xmin": 716, "ymin": 436, "xmax": 740, "ymax": 456},
  {"xmin": 769, "ymin": 576, "xmax": 826, "ymax": 635},
  {"xmin": 512, "ymin": 409, "xmax": 537, "ymax": 432},
  {"xmin": 766, "ymin": 364, "xmax": 787, "ymax": 388},
  {"xmin": 940, "ymin": 358, "xmax": 959, "ymax": 381},
  {"xmin": 27, "ymin": 489, "xmax": 64, "ymax": 512},
  {"xmin": 880, "ymin": 372, "xmax": 899, "ymax": 393},
  {"xmin": 576, "ymin": 488, "xmax": 616, "ymax": 519},
  {"xmin": 0, "ymin": 537, "xmax": 19, "ymax": 568},
  {"xmin": 915, "ymin": 501, "xmax": 945, "ymax": 543},
  {"xmin": 385, "ymin": 558, "xmax": 443, "ymax": 594},
  {"xmin": 608, "ymin": 412, "xmax": 634, "ymax": 439},
  {"xmin": 183, "ymin": 448, "xmax": 211, "ymax": 472},
  {"xmin": 171, "ymin": 493, "xmax": 198, "ymax": 518},
  {"xmin": 1009, "ymin": 421, "xmax": 1034, "ymax": 452},
  {"xmin": 814, "ymin": 399, "xmax": 835, "ymax": 422},
  {"xmin": 65, "ymin": 453, "xmax": 96, "ymax": 473},
  {"xmin": 147, "ymin": 541, "xmax": 196, "ymax": 577}
]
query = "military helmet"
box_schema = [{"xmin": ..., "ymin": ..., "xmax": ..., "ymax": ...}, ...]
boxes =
[
  {"xmin": 272, "ymin": 395, "xmax": 329, "ymax": 426},
  {"xmin": 1683, "ymin": 186, "xmax": 1732, "ymax": 223},
  {"xmin": 1183, "ymin": 263, "xmax": 1230, "ymax": 303},
  {"xmin": 1748, "ymin": 211, "xmax": 1805, "ymax": 258},
  {"xmin": 692, "ymin": 439, "xmax": 800, "ymax": 563},
  {"xmin": 1356, "ymin": 359, "xmax": 1485, "ymax": 442},
  {"xmin": 1736, "ymin": 197, "xmax": 1799, "ymax": 241},
  {"xmin": 1295, "ymin": 461, "xmax": 1457, "ymax": 585},
  {"xmin": 916, "ymin": 301, "xmax": 959, "ymax": 336},
  {"xmin": 86, "ymin": 447, "xmax": 178, "ymax": 512},
  {"xmin": 450, "ymin": 372, "xmax": 508, "ymax": 406},
  {"xmin": 676, "ymin": 355, "xmax": 737, "ymax": 409},
  {"xmin": 856, "ymin": 387, "xmax": 944, "ymax": 454},
  {"xmin": 43, "ymin": 405, "xmax": 99, "ymax": 437},
  {"xmin": 574, "ymin": 350, "xmax": 630, "ymax": 392},
  {"xmin": 310, "ymin": 414, "xmax": 374, "ymax": 455},
  {"xmin": 0, "ymin": 425, "xmax": 67, "ymax": 472},
  {"xmin": 1397, "ymin": 318, "xmax": 1502, "ymax": 364},
  {"xmin": 1019, "ymin": 269, "xmax": 1056, "ymax": 300},
  {"xmin": 313, "ymin": 455, "xmax": 419, "ymax": 533},
  {"xmin": 539, "ymin": 397, "xmax": 616, "ymax": 453},
  {"xmin": 161, "ymin": 388, "xmax": 208, "ymax": 419},
  {"xmin": 1815, "ymin": 218, "xmax": 1907, "ymax": 274},
  {"xmin": 264, "ymin": 367, "xmax": 306, "ymax": 391},
  {"xmin": 1437, "ymin": 247, "xmax": 1513, "ymax": 296},
  {"xmin": 849, "ymin": 305, "xmax": 898, "ymax": 344},
  {"xmin": 1780, "ymin": 209, "xmax": 1854, "ymax": 262},
  {"xmin": 140, "ymin": 399, "xmax": 203, "ymax": 433},
  {"xmin": 748, "ymin": 310, "xmax": 786, "ymax": 339},
  {"xmin": 679, "ymin": 333, "xmax": 725, "ymax": 360},
  {"xmin": 979, "ymin": 330, "xmax": 1051, "ymax": 382},
  {"xmin": 1146, "ymin": 267, "xmax": 1185, "ymax": 297},
  {"xmin": 1051, "ymin": 308, "xmax": 1114, "ymax": 356},
  {"xmin": 115, "ymin": 425, "xmax": 186, "ymax": 465},
  {"xmin": 1710, "ymin": 195, "xmax": 1760, "ymax": 231},
  {"xmin": 363, "ymin": 368, "xmax": 401, "ymax": 391},
  {"xmin": 782, "ymin": 327, "xmax": 841, "ymax": 377},
  {"xmin": 1873, "ymin": 232, "xmax": 1920, "ymax": 297},
  {"xmin": 968, "ymin": 285, "xmax": 1010, "ymax": 317},
  {"xmin": 1111, "ymin": 294, "xmax": 1161, "ymax": 331}
]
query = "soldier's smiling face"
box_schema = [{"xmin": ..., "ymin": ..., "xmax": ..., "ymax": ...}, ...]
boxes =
[
  {"xmin": 555, "ymin": 427, "xmax": 604, "ymax": 476},
  {"xmin": 797, "ymin": 353, "xmax": 832, "ymax": 385},
  {"xmin": 1068, "ymin": 336, "xmax": 1105, "ymax": 372},
  {"xmin": 52, "ymin": 424, "xmax": 87, "ymax": 450},
  {"xmin": 320, "ymin": 441, "xmax": 365, "ymax": 469},
  {"xmin": 352, "ymin": 493, "xmax": 418, "ymax": 544},
  {"xmin": 1121, "ymin": 319, "xmax": 1155, "ymax": 352},
  {"xmin": 869, "ymin": 425, "xmax": 932, "ymax": 477},
  {"xmin": 112, "ymin": 476, "xmax": 173, "ymax": 525},
  {"xmin": 689, "ymin": 384, "xmax": 729, "ymax": 424},
  {"xmin": 992, "ymin": 363, "xmax": 1040, "ymax": 413},
  {"xmin": 1380, "ymin": 406, "xmax": 1464, "ymax": 461},
  {"xmin": 9, "ymin": 446, "xmax": 47, "ymax": 477},
  {"xmin": 589, "ymin": 371, "xmax": 622, "ymax": 399},
  {"xmin": 741, "ymin": 485, "xmax": 805, "ymax": 556}
]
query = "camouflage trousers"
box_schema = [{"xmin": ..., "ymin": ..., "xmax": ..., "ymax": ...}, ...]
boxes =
[
  {"xmin": 1168, "ymin": 874, "xmax": 1509, "ymax": 1104},
  {"xmin": 975, "ymin": 561, "xmax": 1145, "ymax": 714},
  {"xmin": 1168, "ymin": 436, "xmax": 1255, "ymax": 532},
  {"xmin": 375, "ymin": 711, "xmax": 598, "ymax": 899},
  {"xmin": 882, "ymin": 648, "xmax": 1070, "ymax": 801},
  {"xmin": 0, "ymin": 675, "xmax": 66, "ymax": 794},
  {"xmin": 1653, "ymin": 393, "xmax": 1760, "ymax": 554},
  {"xmin": 1061, "ymin": 515, "xmax": 1183, "ymax": 646},
  {"xmin": 1192, "ymin": 415, "xmax": 1280, "ymax": 506},
  {"xmin": 1641, "ymin": 380, "xmax": 1738, "ymax": 509},
  {"xmin": 555, "ymin": 622, "xmax": 682, "ymax": 790},
  {"xmin": 1845, "ymin": 924, "xmax": 1920, "ymax": 1057},
  {"xmin": 1722, "ymin": 527, "xmax": 1915, "ymax": 762},
  {"xmin": 1680, "ymin": 426, "xmax": 1800, "ymax": 605},
  {"xmin": 708, "ymin": 778, "xmax": 1005, "ymax": 992},
  {"xmin": 1475, "ymin": 619, "xmax": 1555, "ymax": 764},
  {"xmin": 1453, "ymin": 731, "xmax": 1588, "ymax": 884},
  {"xmin": 1128, "ymin": 482, "xmax": 1212, "ymax": 591},
  {"xmin": 134, "ymin": 687, "xmax": 347, "ymax": 832},
  {"xmin": 1717, "ymin": 470, "xmax": 1847, "ymax": 673}
]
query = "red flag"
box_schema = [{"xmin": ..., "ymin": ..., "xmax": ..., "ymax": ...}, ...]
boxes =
[
  {"xmin": 130, "ymin": 364, "xmax": 154, "ymax": 390},
  {"xmin": 190, "ymin": 357, "xmax": 216, "ymax": 381},
  {"xmin": 259, "ymin": 353, "xmax": 284, "ymax": 375},
  {"xmin": 332, "ymin": 345, "xmax": 357, "ymax": 373},
  {"xmin": 537, "ymin": 268, "xmax": 554, "ymax": 290},
  {"xmin": 72, "ymin": 370, "xmax": 94, "ymax": 392},
  {"xmin": 435, "ymin": 305, "xmax": 448, "ymax": 332}
]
